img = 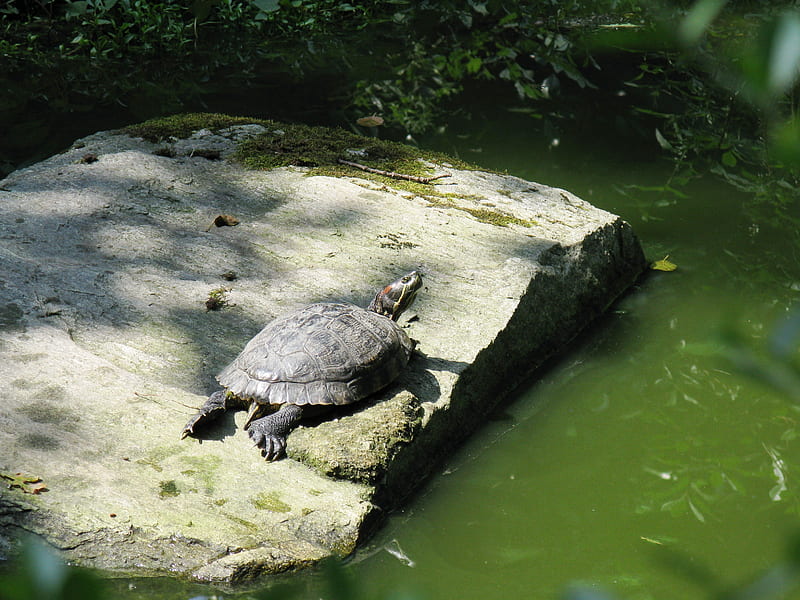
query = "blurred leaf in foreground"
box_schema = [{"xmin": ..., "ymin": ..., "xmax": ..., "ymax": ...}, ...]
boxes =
[{"xmin": 0, "ymin": 538, "xmax": 104, "ymax": 600}]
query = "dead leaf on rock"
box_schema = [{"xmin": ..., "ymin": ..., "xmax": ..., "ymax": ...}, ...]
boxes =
[
  {"xmin": 1, "ymin": 471, "xmax": 48, "ymax": 494},
  {"xmin": 205, "ymin": 214, "xmax": 240, "ymax": 232}
]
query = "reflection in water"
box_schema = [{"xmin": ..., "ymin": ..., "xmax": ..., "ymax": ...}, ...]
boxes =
[{"xmin": 384, "ymin": 539, "xmax": 416, "ymax": 568}]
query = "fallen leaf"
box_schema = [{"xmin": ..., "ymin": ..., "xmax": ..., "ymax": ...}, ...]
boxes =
[
  {"xmin": 357, "ymin": 115, "xmax": 385, "ymax": 127},
  {"xmin": 1, "ymin": 471, "xmax": 48, "ymax": 494},
  {"xmin": 651, "ymin": 255, "xmax": 677, "ymax": 271},
  {"xmin": 206, "ymin": 214, "xmax": 240, "ymax": 232}
]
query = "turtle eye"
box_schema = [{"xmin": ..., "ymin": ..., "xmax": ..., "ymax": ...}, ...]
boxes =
[{"xmin": 401, "ymin": 275, "xmax": 410, "ymax": 283}]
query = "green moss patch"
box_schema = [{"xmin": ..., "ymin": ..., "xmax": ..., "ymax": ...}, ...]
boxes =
[
  {"xmin": 251, "ymin": 491, "xmax": 291, "ymax": 513},
  {"xmin": 453, "ymin": 206, "xmax": 535, "ymax": 228},
  {"xmin": 122, "ymin": 112, "xmax": 474, "ymax": 180},
  {"xmin": 122, "ymin": 113, "xmax": 272, "ymax": 143},
  {"xmin": 159, "ymin": 480, "xmax": 180, "ymax": 498},
  {"xmin": 179, "ymin": 455, "xmax": 223, "ymax": 494},
  {"xmin": 122, "ymin": 113, "xmax": 531, "ymax": 228},
  {"xmin": 427, "ymin": 196, "xmax": 536, "ymax": 228},
  {"xmin": 233, "ymin": 120, "xmax": 475, "ymax": 176},
  {"xmin": 137, "ymin": 443, "xmax": 187, "ymax": 473},
  {"xmin": 222, "ymin": 513, "xmax": 260, "ymax": 532}
]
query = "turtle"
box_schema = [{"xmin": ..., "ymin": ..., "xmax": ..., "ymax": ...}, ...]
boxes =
[{"xmin": 181, "ymin": 271, "xmax": 423, "ymax": 460}]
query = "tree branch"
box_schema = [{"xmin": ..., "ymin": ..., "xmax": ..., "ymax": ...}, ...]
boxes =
[{"xmin": 337, "ymin": 159, "xmax": 451, "ymax": 184}]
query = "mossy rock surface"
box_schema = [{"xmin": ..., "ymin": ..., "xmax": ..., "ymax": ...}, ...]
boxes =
[{"xmin": 0, "ymin": 113, "xmax": 646, "ymax": 582}]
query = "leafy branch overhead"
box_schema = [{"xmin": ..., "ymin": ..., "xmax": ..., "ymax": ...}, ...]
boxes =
[{"xmin": 0, "ymin": 0, "xmax": 603, "ymax": 136}]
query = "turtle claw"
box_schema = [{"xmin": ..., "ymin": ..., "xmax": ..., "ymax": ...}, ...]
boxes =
[
  {"xmin": 245, "ymin": 404, "xmax": 303, "ymax": 461},
  {"xmin": 181, "ymin": 390, "xmax": 228, "ymax": 439},
  {"xmin": 248, "ymin": 427, "xmax": 286, "ymax": 461},
  {"xmin": 181, "ymin": 414, "xmax": 204, "ymax": 439}
]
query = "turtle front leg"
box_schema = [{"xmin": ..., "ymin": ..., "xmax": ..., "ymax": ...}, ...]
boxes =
[
  {"xmin": 181, "ymin": 390, "xmax": 234, "ymax": 439},
  {"xmin": 246, "ymin": 404, "xmax": 304, "ymax": 461}
]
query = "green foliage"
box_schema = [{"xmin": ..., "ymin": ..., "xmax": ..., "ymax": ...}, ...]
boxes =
[
  {"xmin": 720, "ymin": 308, "xmax": 800, "ymax": 405},
  {"xmin": 346, "ymin": 1, "xmax": 617, "ymax": 133},
  {"xmin": 564, "ymin": 535, "xmax": 800, "ymax": 600},
  {"xmin": 0, "ymin": 0, "xmax": 269, "ymax": 121},
  {"xmin": 0, "ymin": 1, "xmax": 636, "ymax": 132},
  {"xmin": 0, "ymin": 538, "xmax": 105, "ymax": 600},
  {"xmin": 625, "ymin": 3, "xmax": 800, "ymax": 292}
]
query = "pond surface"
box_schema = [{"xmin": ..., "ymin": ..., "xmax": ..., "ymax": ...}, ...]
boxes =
[{"xmin": 6, "ymin": 79, "xmax": 800, "ymax": 600}]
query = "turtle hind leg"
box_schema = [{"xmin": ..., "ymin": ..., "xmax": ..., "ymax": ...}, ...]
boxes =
[
  {"xmin": 247, "ymin": 404, "xmax": 304, "ymax": 461},
  {"xmin": 181, "ymin": 390, "xmax": 235, "ymax": 439}
]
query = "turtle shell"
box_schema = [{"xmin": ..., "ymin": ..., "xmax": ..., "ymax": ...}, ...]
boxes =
[{"xmin": 217, "ymin": 302, "xmax": 414, "ymax": 407}]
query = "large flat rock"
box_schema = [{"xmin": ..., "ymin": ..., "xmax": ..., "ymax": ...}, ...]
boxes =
[{"xmin": 0, "ymin": 117, "xmax": 645, "ymax": 581}]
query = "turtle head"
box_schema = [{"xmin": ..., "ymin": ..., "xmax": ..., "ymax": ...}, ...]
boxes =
[{"xmin": 368, "ymin": 271, "xmax": 422, "ymax": 321}]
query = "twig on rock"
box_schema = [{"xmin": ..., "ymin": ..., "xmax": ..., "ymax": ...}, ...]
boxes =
[{"xmin": 337, "ymin": 159, "xmax": 451, "ymax": 184}]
